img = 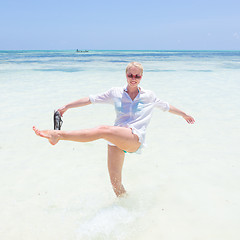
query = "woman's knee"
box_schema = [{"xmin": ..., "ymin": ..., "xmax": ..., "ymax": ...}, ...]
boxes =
[{"xmin": 96, "ymin": 125, "xmax": 111, "ymax": 138}]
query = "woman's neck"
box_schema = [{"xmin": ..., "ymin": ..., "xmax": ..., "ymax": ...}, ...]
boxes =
[
  {"xmin": 126, "ymin": 85, "xmax": 139, "ymax": 101},
  {"xmin": 126, "ymin": 85, "xmax": 139, "ymax": 94}
]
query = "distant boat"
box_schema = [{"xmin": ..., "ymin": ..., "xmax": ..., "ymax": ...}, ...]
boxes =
[{"xmin": 76, "ymin": 49, "xmax": 89, "ymax": 53}]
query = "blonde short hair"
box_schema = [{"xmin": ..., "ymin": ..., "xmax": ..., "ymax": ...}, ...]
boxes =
[{"xmin": 126, "ymin": 62, "xmax": 143, "ymax": 75}]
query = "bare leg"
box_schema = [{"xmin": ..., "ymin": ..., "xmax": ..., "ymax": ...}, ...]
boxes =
[
  {"xmin": 108, "ymin": 145, "xmax": 126, "ymax": 197},
  {"xmin": 33, "ymin": 125, "xmax": 141, "ymax": 152}
]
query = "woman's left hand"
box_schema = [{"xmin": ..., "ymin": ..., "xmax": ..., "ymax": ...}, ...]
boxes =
[{"xmin": 183, "ymin": 114, "xmax": 195, "ymax": 124}]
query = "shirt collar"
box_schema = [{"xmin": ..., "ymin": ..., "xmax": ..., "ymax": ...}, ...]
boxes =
[{"xmin": 123, "ymin": 85, "xmax": 146, "ymax": 93}]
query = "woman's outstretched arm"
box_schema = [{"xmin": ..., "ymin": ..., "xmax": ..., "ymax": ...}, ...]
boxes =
[
  {"xmin": 169, "ymin": 105, "xmax": 195, "ymax": 124},
  {"xmin": 58, "ymin": 97, "xmax": 91, "ymax": 116}
]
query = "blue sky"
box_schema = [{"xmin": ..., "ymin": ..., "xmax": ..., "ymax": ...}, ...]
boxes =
[{"xmin": 1, "ymin": 0, "xmax": 239, "ymax": 50}]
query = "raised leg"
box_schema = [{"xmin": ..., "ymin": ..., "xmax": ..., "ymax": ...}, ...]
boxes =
[
  {"xmin": 108, "ymin": 145, "xmax": 126, "ymax": 197},
  {"xmin": 33, "ymin": 125, "xmax": 141, "ymax": 152}
]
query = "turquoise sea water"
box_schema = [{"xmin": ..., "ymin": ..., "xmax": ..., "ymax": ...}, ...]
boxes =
[{"xmin": 0, "ymin": 50, "xmax": 240, "ymax": 240}]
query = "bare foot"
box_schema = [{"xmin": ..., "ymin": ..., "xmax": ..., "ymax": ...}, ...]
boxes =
[{"xmin": 33, "ymin": 126, "xmax": 60, "ymax": 145}]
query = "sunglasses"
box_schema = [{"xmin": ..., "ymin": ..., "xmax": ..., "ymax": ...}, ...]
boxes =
[{"xmin": 127, "ymin": 74, "xmax": 142, "ymax": 79}]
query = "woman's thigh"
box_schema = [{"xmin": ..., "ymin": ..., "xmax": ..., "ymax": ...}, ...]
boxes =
[{"xmin": 99, "ymin": 126, "xmax": 141, "ymax": 152}]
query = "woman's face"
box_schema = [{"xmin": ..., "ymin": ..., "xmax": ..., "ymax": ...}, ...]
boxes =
[{"xmin": 126, "ymin": 66, "xmax": 143, "ymax": 88}]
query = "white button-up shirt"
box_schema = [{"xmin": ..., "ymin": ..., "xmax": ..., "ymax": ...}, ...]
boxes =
[{"xmin": 89, "ymin": 86, "xmax": 169, "ymax": 147}]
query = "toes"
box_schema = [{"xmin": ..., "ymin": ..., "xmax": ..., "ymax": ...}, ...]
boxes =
[
  {"xmin": 35, "ymin": 130, "xmax": 40, "ymax": 136},
  {"xmin": 33, "ymin": 126, "xmax": 39, "ymax": 134},
  {"xmin": 38, "ymin": 131, "xmax": 46, "ymax": 138},
  {"xmin": 33, "ymin": 126, "xmax": 45, "ymax": 137}
]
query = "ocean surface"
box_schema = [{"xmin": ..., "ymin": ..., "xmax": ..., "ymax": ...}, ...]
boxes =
[{"xmin": 0, "ymin": 50, "xmax": 240, "ymax": 240}]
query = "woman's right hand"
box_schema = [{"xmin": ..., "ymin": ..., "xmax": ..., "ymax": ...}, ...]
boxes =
[{"xmin": 57, "ymin": 105, "xmax": 69, "ymax": 116}]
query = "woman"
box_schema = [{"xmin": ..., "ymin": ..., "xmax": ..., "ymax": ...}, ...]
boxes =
[{"xmin": 33, "ymin": 62, "xmax": 195, "ymax": 197}]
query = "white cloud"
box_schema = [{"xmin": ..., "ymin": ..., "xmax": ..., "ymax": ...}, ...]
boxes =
[{"xmin": 233, "ymin": 32, "xmax": 240, "ymax": 39}]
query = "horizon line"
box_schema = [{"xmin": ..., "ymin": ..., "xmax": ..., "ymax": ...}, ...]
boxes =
[{"xmin": 1, "ymin": 49, "xmax": 240, "ymax": 52}]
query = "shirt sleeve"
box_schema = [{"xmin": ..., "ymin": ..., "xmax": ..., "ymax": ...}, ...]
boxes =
[
  {"xmin": 152, "ymin": 92, "xmax": 170, "ymax": 112},
  {"xmin": 89, "ymin": 88, "xmax": 114, "ymax": 104}
]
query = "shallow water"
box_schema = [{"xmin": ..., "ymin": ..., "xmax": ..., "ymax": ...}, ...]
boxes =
[{"xmin": 0, "ymin": 50, "xmax": 240, "ymax": 239}]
